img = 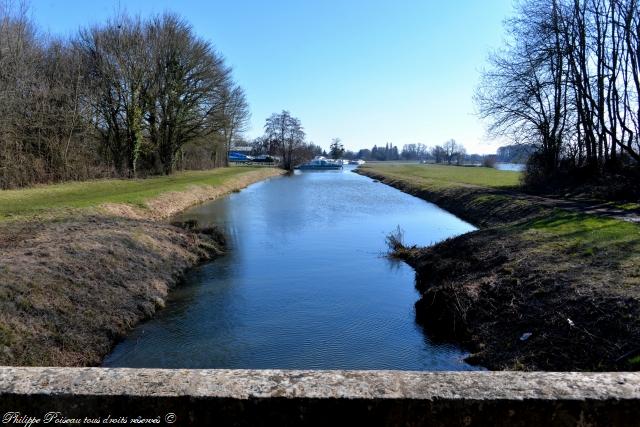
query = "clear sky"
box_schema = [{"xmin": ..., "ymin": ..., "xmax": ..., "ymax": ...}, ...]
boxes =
[{"xmin": 30, "ymin": 0, "xmax": 514, "ymax": 154}]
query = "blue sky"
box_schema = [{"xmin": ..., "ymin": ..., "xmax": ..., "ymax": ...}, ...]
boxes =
[{"xmin": 31, "ymin": 0, "xmax": 513, "ymax": 153}]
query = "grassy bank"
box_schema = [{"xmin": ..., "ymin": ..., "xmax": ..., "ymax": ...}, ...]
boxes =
[
  {"xmin": 357, "ymin": 164, "xmax": 640, "ymax": 371},
  {"xmin": 358, "ymin": 164, "xmax": 546, "ymax": 227},
  {"xmin": 0, "ymin": 167, "xmax": 278, "ymax": 221},
  {"xmin": 363, "ymin": 164, "xmax": 521, "ymax": 189},
  {"xmin": 0, "ymin": 167, "xmax": 283, "ymax": 366}
]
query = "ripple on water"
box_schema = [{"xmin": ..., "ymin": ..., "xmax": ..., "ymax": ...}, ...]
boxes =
[{"xmin": 103, "ymin": 168, "xmax": 481, "ymax": 371}]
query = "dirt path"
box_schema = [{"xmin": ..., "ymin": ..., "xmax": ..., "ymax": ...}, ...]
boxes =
[
  {"xmin": 527, "ymin": 194, "xmax": 640, "ymax": 222},
  {"xmin": 492, "ymin": 188, "xmax": 640, "ymax": 222}
]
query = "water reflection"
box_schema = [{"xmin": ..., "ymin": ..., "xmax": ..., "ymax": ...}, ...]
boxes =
[{"xmin": 104, "ymin": 166, "xmax": 480, "ymax": 370}]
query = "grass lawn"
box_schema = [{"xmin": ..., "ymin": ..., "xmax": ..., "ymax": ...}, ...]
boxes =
[
  {"xmin": 0, "ymin": 167, "xmax": 271, "ymax": 220},
  {"xmin": 362, "ymin": 163, "xmax": 521, "ymax": 189},
  {"xmin": 362, "ymin": 163, "xmax": 640, "ymax": 259},
  {"xmin": 526, "ymin": 210, "xmax": 640, "ymax": 260}
]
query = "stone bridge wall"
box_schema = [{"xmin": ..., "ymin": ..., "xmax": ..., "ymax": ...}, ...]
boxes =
[{"xmin": 1, "ymin": 368, "xmax": 639, "ymax": 426}]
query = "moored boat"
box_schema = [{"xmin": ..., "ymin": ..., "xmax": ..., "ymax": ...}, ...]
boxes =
[{"xmin": 296, "ymin": 156, "xmax": 343, "ymax": 170}]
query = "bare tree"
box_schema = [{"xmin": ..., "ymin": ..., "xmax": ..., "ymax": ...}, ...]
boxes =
[
  {"xmin": 443, "ymin": 139, "xmax": 465, "ymax": 165},
  {"xmin": 264, "ymin": 110, "xmax": 306, "ymax": 170},
  {"xmin": 213, "ymin": 84, "xmax": 250, "ymax": 167},
  {"xmin": 476, "ymin": 0, "xmax": 569, "ymax": 173},
  {"xmin": 431, "ymin": 145, "xmax": 446, "ymax": 163},
  {"xmin": 146, "ymin": 13, "xmax": 231, "ymax": 174},
  {"xmin": 0, "ymin": 6, "xmax": 250, "ymax": 187},
  {"xmin": 478, "ymin": 0, "xmax": 639, "ymax": 187},
  {"xmin": 77, "ymin": 12, "xmax": 241, "ymax": 175},
  {"xmin": 0, "ymin": 1, "xmax": 97, "ymax": 188},
  {"xmin": 78, "ymin": 15, "xmax": 150, "ymax": 175}
]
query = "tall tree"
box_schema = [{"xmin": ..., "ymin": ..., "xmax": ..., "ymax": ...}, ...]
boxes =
[
  {"xmin": 476, "ymin": 0, "xmax": 569, "ymax": 173},
  {"xmin": 329, "ymin": 137, "xmax": 345, "ymax": 159},
  {"xmin": 146, "ymin": 13, "xmax": 231, "ymax": 174},
  {"xmin": 0, "ymin": 6, "xmax": 250, "ymax": 187},
  {"xmin": 213, "ymin": 84, "xmax": 250, "ymax": 167},
  {"xmin": 478, "ymin": 0, "xmax": 640, "ymax": 182},
  {"xmin": 78, "ymin": 15, "xmax": 150, "ymax": 175},
  {"xmin": 264, "ymin": 110, "xmax": 306, "ymax": 170}
]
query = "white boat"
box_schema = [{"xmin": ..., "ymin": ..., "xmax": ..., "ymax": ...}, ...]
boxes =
[{"xmin": 296, "ymin": 156, "xmax": 343, "ymax": 170}]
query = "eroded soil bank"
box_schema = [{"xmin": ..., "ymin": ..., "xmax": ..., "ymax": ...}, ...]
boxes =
[
  {"xmin": 357, "ymin": 166, "xmax": 640, "ymax": 371},
  {"xmin": 0, "ymin": 168, "xmax": 282, "ymax": 366}
]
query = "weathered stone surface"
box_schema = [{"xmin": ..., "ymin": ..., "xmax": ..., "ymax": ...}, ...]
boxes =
[{"xmin": 1, "ymin": 368, "xmax": 639, "ymax": 426}]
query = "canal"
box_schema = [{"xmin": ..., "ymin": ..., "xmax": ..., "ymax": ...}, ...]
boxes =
[{"xmin": 103, "ymin": 166, "xmax": 479, "ymax": 370}]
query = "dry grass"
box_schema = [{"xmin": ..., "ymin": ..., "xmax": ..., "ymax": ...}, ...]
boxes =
[
  {"xmin": 0, "ymin": 167, "xmax": 283, "ymax": 221},
  {"xmin": 405, "ymin": 223, "xmax": 640, "ymax": 371},
  {"xmin": 0, "ymin": 167, "xmax": 283, "ymax": 366},
  {"xmin": 0, "ymin": 217, "xmax": 218, "ymax": 366},
  {"xmin": 101, "ymin": 168, "xmax": 283, "ymax": 220},
  {"xmin": 363, "ymin": 164, "xmax": 640, "ymax": 371}
]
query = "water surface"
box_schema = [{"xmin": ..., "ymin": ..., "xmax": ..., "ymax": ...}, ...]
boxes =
[
  {"xmin": 104, "ymin": 167, "xmax": 478, "ymax": 370},
  {"xmin": 495, "ymin": 162, "xmax": 525, "ymax": 171}
]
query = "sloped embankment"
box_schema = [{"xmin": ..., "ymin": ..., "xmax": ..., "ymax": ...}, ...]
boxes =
[
  {"xmin": 357, "ymin": 166, "xmax": 640, "ymax": 371},
  {"xmin": 0, "ymin": 168, "xmax": 283, "ymax": 366},
  {"xmin": 355, "ymin": 167, "xmax": 549, "ymax": 227}
]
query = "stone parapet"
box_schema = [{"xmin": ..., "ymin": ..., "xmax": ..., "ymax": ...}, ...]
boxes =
[{"xmin": 1, "ymin": 368, "xmax": 638, "ymax": 426}]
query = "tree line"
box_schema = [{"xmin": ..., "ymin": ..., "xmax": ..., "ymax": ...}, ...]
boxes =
[
  {"xmin": 0, "ymin": 3, "xmax": 249, "ymax": 189},
  {"xmin": 476, "ymin": 0, "xmax": 639, "ymax": 190},
  {"xmin": 355, "ymin": 143, "xmax": 401, "ymax": 161},
  {"xmin": 351, "ymin": 140, "xmax": 469, "ymax": 165},
  {"xmin": 250, "ymin": 127, "xmax": 492, "ymax": 168}
]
